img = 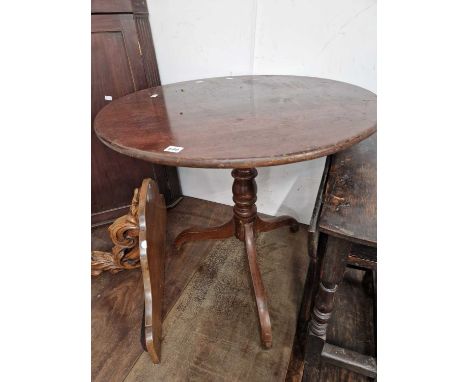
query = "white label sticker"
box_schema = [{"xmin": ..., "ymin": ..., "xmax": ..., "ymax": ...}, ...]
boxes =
[
  {"xmin": 164, "ymin": 146, "xmax": 184, "ymax": 153},
  {"xmin": 104, "ymin": 95, "xmax": 112, "ymax": 101},
  {"xmin": 150, "ymin": 93, "xmax": 158, "ymax": 98},
  {"xmin": 195, "ymin": 80, "xmax": 204, "ymax": 83},
  {"xmin": 225, "ymin": 77, "xmax": 233, "ymax": 80}
]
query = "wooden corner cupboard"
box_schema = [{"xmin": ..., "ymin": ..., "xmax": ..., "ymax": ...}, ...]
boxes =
[{"xmin": 91, "ymin": 0, "xmax": 181, "ymax": 226}]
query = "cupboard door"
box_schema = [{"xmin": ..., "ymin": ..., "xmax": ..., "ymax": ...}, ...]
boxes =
[
  {"xmin": 91, "ymin": 0, "xmax": 133, "ymax": 13},
  {"xmin": 92, "ymin": 14, "xmax": 155, "ymax": 222}
]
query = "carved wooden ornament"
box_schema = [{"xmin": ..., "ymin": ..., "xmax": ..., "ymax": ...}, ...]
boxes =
[{"xmin": 91, "ymin": 188, "xmax": 141, "ymax": 276}]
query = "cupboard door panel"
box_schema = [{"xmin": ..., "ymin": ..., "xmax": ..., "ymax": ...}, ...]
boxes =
[
  {"xmin": 91, "ymin": 14, "xmax": 155, "ymax": 216},
  {"xmin": 91, "ymin": 0, "xmax": 133, "ymax": 14}
]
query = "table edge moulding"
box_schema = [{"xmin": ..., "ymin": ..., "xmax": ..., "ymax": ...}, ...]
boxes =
[{"xmin": 94, "ymin": 75, "xmax": 376, "ymax": 169}]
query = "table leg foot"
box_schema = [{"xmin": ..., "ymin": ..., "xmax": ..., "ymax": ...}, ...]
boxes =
[
  {"xmin": 244, "ymin": 222, "xmax": 273, "ymax": 349},
  {"xmin": 256, "ymin": 215, "xmax": 299, "ymax": 234},
  {"xmin": 174, "ymin": 219, "xmax": 235, "ymax": 250}
]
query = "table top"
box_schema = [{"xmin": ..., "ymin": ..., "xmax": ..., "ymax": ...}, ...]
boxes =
[{"xmin": 94, "ymin": 75, "xmax": 376, "ymax": 169}]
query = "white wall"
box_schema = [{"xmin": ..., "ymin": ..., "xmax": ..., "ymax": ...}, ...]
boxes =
[
  {"xmin": 147, "ymin": 0, "xmax": 257, "ymax": 83},
  {"xmin": 254, "ymin": 0, "xmax": 376, "ymax": 92},
  {"xmin": 147, "ymin": 0, "xmax": 376, "ymax": 224}
]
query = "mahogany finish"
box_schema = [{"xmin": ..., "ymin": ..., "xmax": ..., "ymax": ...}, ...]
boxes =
[
  {"xmin": 91, "ymin": 0, "xmax": 152, "ymax": 14},
  {"xmin": 173, "ymin": 220, "xmax": 234, "ymax": 249},
  {"xmin": 91, "ymin": 14, "xmax": 152, "ymax": 219},
  {"xmin": 94, "ymin": 75, "xmax": 377, "ymax": 168},
  {"xmin": 91, "ymin": 0, "xmax": 181, "ymax": 225},
  {"xmin": 244, "ymin": 222, "xmax": 272, "ymax": 348},
  {"xmin": 94, "ymin": 75, "xmax": 376, "ymax": 349},
  {"xmin": 174, "ymin": 168, "xmax": 298, "ymax": 348},
  {"xmin": 92, "ymin": 0, "xmax": 133, "ymax": 13},
  {"xmin": 138, "ymin": 179, "xmax": 166, "ymax": 364}
]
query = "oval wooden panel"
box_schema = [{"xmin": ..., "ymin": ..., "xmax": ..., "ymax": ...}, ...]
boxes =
[{"xmin": 94, "ymin": 75, "xmax": 376, "ymax": 168}]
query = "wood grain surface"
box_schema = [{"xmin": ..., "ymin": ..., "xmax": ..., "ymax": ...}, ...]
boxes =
[
  {"xmin": 124, "ymin": 225, "xmax": 309, "ymax": 382},
  {"xmin": 319, "ymin": 134, "xmax": 377, "ymax": 247},
  {"xmin": 310, "ymin": 267, "xmax": 375, "ymax": 381},
  {"xmin": 94, "ymin": 75, "xmax": 376, "ymax": 168},
  {"xmin": 286, "ymin": 268, "xmax": 375, "ymax": 382},
  {"xmin": 173, "ymin": 168, "xmax": 299, "ymax": 349},
  {"xmin": 138, "ymin": 179, "xmax": 166, "ymax": 363},
  {"xmin": 91, "ymin": 3, "xmax": 181, "ymax": 223},
  {"xmin": 92, "ymin": 197, "xmax": 375, "ymax": 382},
  {"xmin": 91, "ymin": 13, "xmax": 156, "ymax": 218}
]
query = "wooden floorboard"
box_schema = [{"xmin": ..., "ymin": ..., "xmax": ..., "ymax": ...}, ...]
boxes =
[
  {"xmin": 162, "ymin": 197, "xmax": 233, "ymax": 318},
  {"xmin": 124, "ymin": 225, "xmax": 309, "ymax": 382},
  {"xmin": 92, "ymin": 196, "xmax": 375, "ymax": 382}
]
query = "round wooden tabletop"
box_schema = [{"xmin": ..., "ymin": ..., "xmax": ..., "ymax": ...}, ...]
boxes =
[{"xmin": 94, "ymin": 75, "xmax": 376, "ymax": 168}]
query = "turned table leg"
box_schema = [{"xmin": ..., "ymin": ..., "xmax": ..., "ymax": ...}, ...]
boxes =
[
  {"xmin": 174, "ymin": 219, "xmax": 235, "ymax": 250},
  {"xmin": 256, "ymin": 215, "xmax": 299, "ymax": 233},
  {"xmin": 303, "ymin": 235, "xmax": 351, "ymax": 380},
  {"xmin": 231, "ymin": 168, "xmax": 272, "ymax": 348},
  {"xmin": 245, "ymin": 222, "xmax": 272, "ymax": 348},
  {"xmin": 174, "ymin": 167, "xmax": 299, "ymax": 348}
]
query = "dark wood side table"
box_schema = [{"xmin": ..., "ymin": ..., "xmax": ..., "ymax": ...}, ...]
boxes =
[
  {"xmin": 94, "ymin": 75, "xmax": 376, "ymax": 349},
  {"xmin": 303, "ymin": 134, "xmax": 377, "ymax": 380}
]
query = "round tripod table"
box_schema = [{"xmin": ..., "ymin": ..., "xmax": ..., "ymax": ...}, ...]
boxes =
[{"xmin": 94, "ymin": 75, "xmax": 377, "ymax": 349}]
